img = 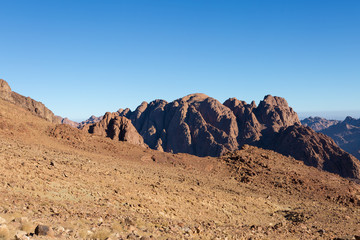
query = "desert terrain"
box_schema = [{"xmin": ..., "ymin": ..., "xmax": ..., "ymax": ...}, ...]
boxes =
[{"xmin": 1, "ymin": 94, "xmax": 360, "ymax": 240}]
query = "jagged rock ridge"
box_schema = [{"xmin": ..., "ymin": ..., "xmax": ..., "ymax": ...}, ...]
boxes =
[
  {"xmin": 0, "ymin": 79, "xmax": 61, "ymax": 123},
  {"xmin": 84, "ymin": 93, "xmax": 360, "ymax": 179}
]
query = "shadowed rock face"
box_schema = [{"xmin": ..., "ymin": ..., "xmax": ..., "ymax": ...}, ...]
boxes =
[
  {"xmin": 268, "ymin": 125, "xmax": 360, "ymax": 179},
  {"xmin": 0, "ymin": 79, "xmax": 61, "ymax": 123},
  {"xmin": 82, "ymin": 112, "xmax": 145, "ymax": 147}
]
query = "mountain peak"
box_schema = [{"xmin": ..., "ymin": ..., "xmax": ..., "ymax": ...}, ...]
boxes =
[
  {"xmin": 178, "ymin": 93, "xmax": 210, "ymax": 103},
  {"xmin": 0, "ymin": 79, "xmax": 11, "ymax": 92}
]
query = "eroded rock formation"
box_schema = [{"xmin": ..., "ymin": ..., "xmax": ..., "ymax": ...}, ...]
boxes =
[{"xmin": 82, "ymin": 112, "xmax": 145, "ymax": 147}]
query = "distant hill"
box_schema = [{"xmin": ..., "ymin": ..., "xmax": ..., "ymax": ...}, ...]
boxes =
[
  {"xmin": 320, "ymin": 117, "xmax": 360, "ymax": 160},
  {"xmin": 301, "ymin": 116, "xmax": 340, "ymax": 131}
]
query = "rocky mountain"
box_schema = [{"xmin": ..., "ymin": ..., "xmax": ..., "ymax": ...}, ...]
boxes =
[
  {"xmin": 82, "ymin": 112, "xmax": 145, "ymax": 147},
  {"xmin": 84, "ymin": 93, "xmax": 360, "ymax": 179},
  {"xmin": 320, "ymin": 116, "xmax": 360, "ymax": 160},
  {"xmin": 0, "ymin": 79, "xmax": 61, "ymax": 123},
  {"xmin": 301, "ymin": 116, "xmax": 340, "ymax": 131}
]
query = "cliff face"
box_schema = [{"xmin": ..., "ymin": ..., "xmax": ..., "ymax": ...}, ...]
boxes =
[
  {"xmin": 0, "ymin": 79, "xmax": 61, "ymax": 124},
  {"xmin": 87, "ymin": 93, "xmax": 360, "ymax": 179}
]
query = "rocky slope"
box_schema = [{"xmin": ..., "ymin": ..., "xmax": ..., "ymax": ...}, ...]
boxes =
[
  {"xmin": 320, "ymin": 116, "xmax": 360, "ymax": 160},
  {"xmin": 0, "ymin": 79, "xmax": 61, "ymax": 124},
  {"xmin": 301, "ymin": 116, "xmax": 340, "ymax": 131},
  {"xmin": 87, "ymin": 93, "xmax": 360, "ymax": 179},
  {"xmin": 1, "ymin": 97, "xmax": 360, "ymax": 239}
]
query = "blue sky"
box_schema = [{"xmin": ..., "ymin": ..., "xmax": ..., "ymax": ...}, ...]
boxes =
[{"xmin": 0, "ymin": 0, "xmax": 359, "ymax": 121}]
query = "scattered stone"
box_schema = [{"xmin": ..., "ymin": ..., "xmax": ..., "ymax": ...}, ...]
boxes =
[
  {"xmin": 127, "ymin": 232, "xmax": 139, "ymax": 239},
  {"xmin": 283, "ymin": 211, "xmax": 307, "ymax": 223},
  {"xmin": 34, "ymin": 224, "xmax": 54, "ymax": 236},
  {"xmin": 0, "ymin": 217, "xmax": 6, "ymax": 224}
]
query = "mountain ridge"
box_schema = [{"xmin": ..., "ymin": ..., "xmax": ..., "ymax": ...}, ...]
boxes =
[
  {"xmin": 83, "ymin": 93, "xmax": 360, "ymax": 179},
  {"xmin": 0, "ymin": 79, "xmax": 61, "ymax": 124}
]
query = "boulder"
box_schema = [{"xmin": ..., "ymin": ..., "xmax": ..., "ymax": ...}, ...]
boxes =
[{"xmin": 34, "ymin": 224, "xmax": 54, "ymax": 236}]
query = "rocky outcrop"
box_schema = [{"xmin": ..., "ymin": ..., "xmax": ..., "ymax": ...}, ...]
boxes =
[
  {"xmin": 0, "ymin": 79, "xmax": 61, "ymax": 123},
  {"xmin": 118, "ymin": 93, "xmax": 239, "ymax": 156},
  {"xmin": 301, "ymin": 117, "xmax": 340, "ymax": 131},
  {"xmin": 255, "ymin": 95, "xmax": 301, "ymax": 132},
  {"xmin": 82, "ymin": 112, "xmax": 145, "ymax": 147},
  {"xmin": 223, "ymin": 95, "xmax": 300, "ymax": 146}
]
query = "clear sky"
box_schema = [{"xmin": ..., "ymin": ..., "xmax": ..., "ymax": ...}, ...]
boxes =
[{"xmin": 1, "ymin": 0, "xmax": 359, "ymax": 121}]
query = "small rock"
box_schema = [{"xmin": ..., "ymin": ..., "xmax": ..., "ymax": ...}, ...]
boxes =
[
  {"xmin": 20, "ymin": 217, "xmax": 29, "ymax": 224},
  {"xmin": 0, "ymin": 217, "xmax": 6, "ymax": 224},
  {"xmin": 54, "ymin": 226, "xmax": 65, "ymax": 233},
  {"xmin": 242, "ymin": 144, "xmax": 250, "ymax": 150},
  {"xmin": 15, "ymin": 230, "xmax": 29, "ymax": 240},
  {"xmin": 140, "ymin": 237, "xmax": 151, "ymax": 240},
  {"xmin": 34, "ymin": 225, "xmax": 54, "ymax": 236}
]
